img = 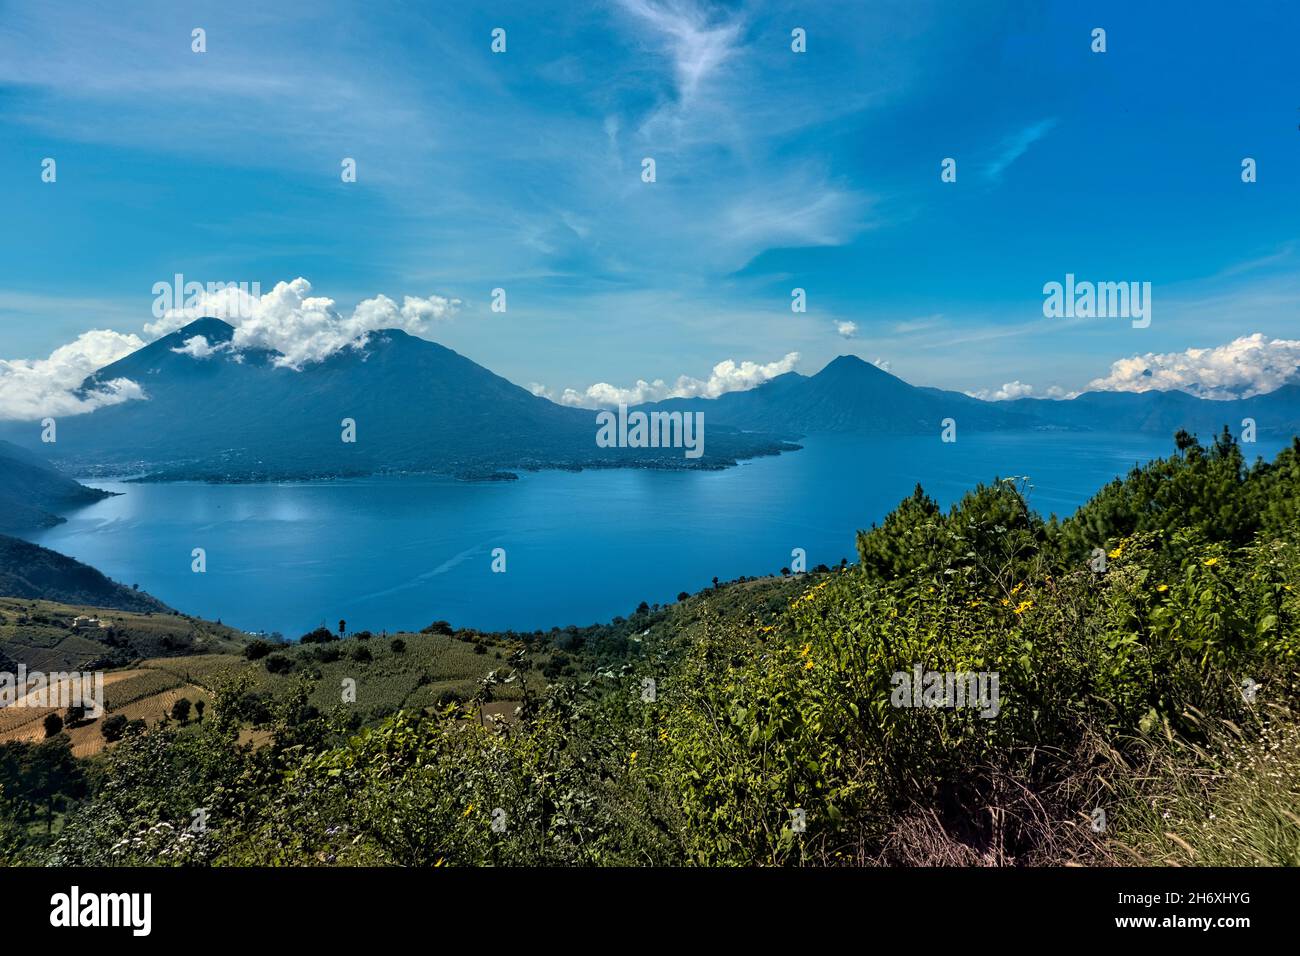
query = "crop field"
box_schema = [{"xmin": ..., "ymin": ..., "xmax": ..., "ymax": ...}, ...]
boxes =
[{"xmin": 0, "ymin": 597, "xmax": 250, "ymax": 670}]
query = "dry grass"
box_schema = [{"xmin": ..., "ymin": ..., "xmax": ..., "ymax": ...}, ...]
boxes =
[{"xmin": 1101, "ymin": 703, "xmax": 1300, "ymax": 866}]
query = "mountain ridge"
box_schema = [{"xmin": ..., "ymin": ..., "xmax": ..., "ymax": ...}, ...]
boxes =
[
  {"xmin": 3, "ymin": 318, "xmax": 796, "ymax": 480},
  {"xmin": 2, "ymin": 323, "xmax": 1297, "ymax": 481}
]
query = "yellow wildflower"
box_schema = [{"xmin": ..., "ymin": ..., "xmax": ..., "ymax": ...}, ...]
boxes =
[
  {"xmin": 1156, "ymin": 584, "xmax": 1169, "ymax": 593},
  {"xmin": 629, "ymin": 751, "xmax": 638, "ymax": 763},
  {"xmin": 1013, "ymin": 600, "xmax": 1033, "ymax": 615},
  {"xmin": 1203, "ymin": 557, "xmax": 1219, "ymax": 567},
  {"xmin": 804, "ymin": 659, "xmax": 814, "ymax": 671}
]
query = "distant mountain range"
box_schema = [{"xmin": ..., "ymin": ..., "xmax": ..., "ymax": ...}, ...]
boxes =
[
  {"xmin": 637, "ymin": 354, "xmax": 1300, "ymax": 441},
  {"xmin": 0, "ymin": 440, "xmax": 113, "ymax": 532},
  {"xmin": 1, "ymin": 320, "xmax": 1296, "ymax": 481}
]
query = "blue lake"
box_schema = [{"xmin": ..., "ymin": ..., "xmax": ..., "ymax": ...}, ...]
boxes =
[{"xmin": 23, "ymin": 432, "xmax": 1289, "ymax": 637}]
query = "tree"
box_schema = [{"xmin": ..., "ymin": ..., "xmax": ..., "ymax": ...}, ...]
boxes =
[
  {"xmin": 265, "ymin": 653, "xmax": 293, "ymax": 674},
  {"xmin": 300, "ymin": 627, "xmax": 337, "ymax": 644},
  {"xmin": 390, "ymin": 638, "xmax": 406, "ymax": 653},
  {"xmin": 194, "ymin": 700, "xmax": 206, "ymax": 723},
  {"xmin": 42, "ymin": 713, "xmax": 63, "ymax": 738},
  {"xmin": 63, "ymin": 703, "xmax": 87, "ymax": 728},
  {"xmin": 100, "ymin": 714, "xmax": 128, "ymax": 743},
  {"xmin": 338, "ymin": 619, "xmax": 347, "ymax": 637},
  {"xmin": 351, "ymin": 644, "xmax": 373, "ymax": 664},
  {"xmin": 244, "ymin": 639, "xmax": 273, "ymax": 660},
  {"xmin": 677, "ymin": 591, "xmax": 689, "ymax": 602},
  {"xmin": 18, "ymin": 737, "xmax": 85, "ymax": 833},
  {"xmin": 170, "ymin": 698, "xmax": 192, "ymax": 723}
]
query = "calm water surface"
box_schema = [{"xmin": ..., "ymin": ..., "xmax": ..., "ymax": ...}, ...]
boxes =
[{"xmin": 26, "ymin": 432, "xmax": 1288, "ymax": 636}]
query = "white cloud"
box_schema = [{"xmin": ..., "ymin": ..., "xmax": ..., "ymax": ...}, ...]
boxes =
[
  {"xmin": 0, "ymin": 329, "xmax": 146, "ymax": 420},
  {"xmin": 146, "ymin": 278, "xmax": 462, "ymax": 370},
  {"xmin": 539, "ymin": 352, "xmax": 801, "ymax": 408},
  {"xmin": 966, "ymin": 381, "xmax": 1073, "ymax": 402},
  {"xmin": 1, "ymin": 279, "xmax": 466, "ymax": 418},
  {"xmin": 836, "ymin": 321, "xmax": 858, "ymax": 339},
  {"xmin": 1086, "ymin": 333, "xmax": 1300, "ymax": 399},
  {"xmin": 171, "ymin": 335, "xmax": 224, "ymax": 359}
]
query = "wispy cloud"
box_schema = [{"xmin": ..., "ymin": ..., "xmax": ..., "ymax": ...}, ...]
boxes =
[
  {"xmin": 984, "ymin": 118, "xmax": 1058, "ymax": 182},
  {"xmin": 615, "ymin": 0, "xmax": 743, "ymax": 103}
]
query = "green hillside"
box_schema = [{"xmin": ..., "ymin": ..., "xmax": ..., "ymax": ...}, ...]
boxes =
[
  {"xmin": 0, "ymin": 535, "xmax": 170, "ymax": 613},
  {"xmin": 0, "ymin": 597, "xmax": 247, "ymax": 671}
]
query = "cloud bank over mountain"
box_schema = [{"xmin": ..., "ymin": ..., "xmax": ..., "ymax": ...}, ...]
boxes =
[
  {"xmin": 2, "ymin": 273, "xmax": 1298, "ymax": 423},
  {"xmin": 145, "ymin": 277, "xmax": 462, "ymax": 370},
  {"xmin": 1085, "ymin": 334, "xmax": 1300, "ymax": 400},
  {"xmin": 0, "ymin": 329, "xmax": 145, "ymax": 420},
  {"xmin": 533, "ymin": 352, "xmax": 801, "ymax": 409}
]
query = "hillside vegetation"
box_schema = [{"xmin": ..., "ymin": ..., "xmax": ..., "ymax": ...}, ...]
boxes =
[
  {"xmin": 0, "ymin": 536, "xmax": 170, "ymax": 613},
  {"xmin": 3, "ymin": 431, "xmax": 1297, "ymax": 866}
]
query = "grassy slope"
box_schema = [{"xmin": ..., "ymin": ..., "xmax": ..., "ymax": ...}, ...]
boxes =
[{"xmin": 0, "ymin": 597, "xmax": 245, "ymax": 670}]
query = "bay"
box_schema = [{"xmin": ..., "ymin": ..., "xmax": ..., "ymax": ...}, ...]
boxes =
[{"xmin": 24, "ymin": 432, "xmax": 1288, "ymax": 637}]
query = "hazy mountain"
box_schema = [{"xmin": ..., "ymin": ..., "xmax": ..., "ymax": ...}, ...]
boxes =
[
  {"xmin": 4, "ymin": 318, "xmax": 795, "ymax": 480},
  {"xmin": 1005, "ymin": 385, "xmax": 1300, "ymax": 440},
  {"xmin": 0, "ymin": 440, "xmax": 112, "ymax": 532},
  {"xmin": 0, "ymin": 534, "xmax": 168, "ymax": 612}
]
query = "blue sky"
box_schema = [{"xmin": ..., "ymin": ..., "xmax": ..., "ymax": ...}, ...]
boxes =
[{"xmin": 1, "ymin": 0, "xmax": 1297, "ymax": 412}]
